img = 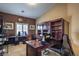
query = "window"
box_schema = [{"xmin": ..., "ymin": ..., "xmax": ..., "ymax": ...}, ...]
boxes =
[{"xmin": 16, "ymin": 23, "xmax": 28, "ymax": 36}]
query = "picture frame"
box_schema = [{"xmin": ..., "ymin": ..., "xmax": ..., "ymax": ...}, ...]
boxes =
[
  {"xmin": 29, "ymin": 25, "xmax": 35, "ymax": 30},
  {"xmin": 3, "ymin": 23, "xmax": 14, "ymax": 30}
]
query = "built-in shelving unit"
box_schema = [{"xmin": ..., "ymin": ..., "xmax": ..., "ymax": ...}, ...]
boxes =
[
  {"xmin": 0, "ymin": 16, "xmax": 7, "ymax": 56},
  {"xmin": 37, "ymin": 18, "xmax": 69, "ymax": 49},
  {"xmin": 37, "ymin": 22, "xmax": 50, "ymax": 36},
  {"xmin": 50, "ymin": 19, "xmax": 64, "ymax": 41}
]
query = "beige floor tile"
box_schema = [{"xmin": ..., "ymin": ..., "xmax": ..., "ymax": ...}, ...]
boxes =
[{"xmin": 4, "ymin": 44, "xmax": 26, "ymax": 56}]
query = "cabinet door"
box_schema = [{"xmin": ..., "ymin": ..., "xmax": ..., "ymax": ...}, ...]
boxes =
[{"xmin": 0, "ymin": 16, "xmax": 3, "ymax": 34}]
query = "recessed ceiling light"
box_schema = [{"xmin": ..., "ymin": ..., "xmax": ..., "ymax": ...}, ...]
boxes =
[{"xmin": 27, "ymin": 3, "xmax": 37, "ymax": 5}]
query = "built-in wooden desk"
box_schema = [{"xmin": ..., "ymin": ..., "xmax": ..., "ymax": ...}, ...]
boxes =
[{"xmin": 26, "ymin": 40, "xmax": 49, "ymax": 56}]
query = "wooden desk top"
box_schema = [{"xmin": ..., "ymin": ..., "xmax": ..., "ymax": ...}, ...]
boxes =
[{"xmin": 26, "ymin": 40, "xmax": 49, "ymax": 48}]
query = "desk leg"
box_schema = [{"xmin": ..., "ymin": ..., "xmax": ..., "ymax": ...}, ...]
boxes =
[{"xmin": 26, "ymin": 44, "xmax": 28, "ymax": 56}]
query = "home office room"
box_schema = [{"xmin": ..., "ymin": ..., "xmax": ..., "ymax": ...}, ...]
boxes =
[{"xmin": 0, "ymin": 1, "xmax": 79, "ymax": 58}]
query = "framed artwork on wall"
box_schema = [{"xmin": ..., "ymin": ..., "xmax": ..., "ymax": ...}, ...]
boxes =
[
  {"xmin": 3, "ymin": 23, "xmax": 14, "ymax": 30},
  {"xmin": 29, "ymin": 25, "xmax": 35, "ymax": 30}
]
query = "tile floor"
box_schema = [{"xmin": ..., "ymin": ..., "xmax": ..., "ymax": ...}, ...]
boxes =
[
  {"xmin": 4, "ymin": 44, "xmax": 26, "ymax": 56},
  {"xmin": 4, "ymin": 43, "xmax": 61, "ymax": 56}
]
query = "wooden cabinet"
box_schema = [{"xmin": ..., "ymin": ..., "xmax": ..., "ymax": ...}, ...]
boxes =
[
  {"xmin": 37, "ymin": 18, "xmax": 69, "ymax": 39},
  {"xmin": 37, "ymin": 18, "xmax": 69, "ymax": 48},
  {"xmin": 50, "ymin": 19, "xmax": 64, "ymax": 41},
  {"xmin": 37, "ymin": 22, "xmax": 50, "ymax": 36},
  {"xmin": 0, "ymin": 16, "xmax": 4, "ymax": 56},
  {"xmin": 0, "ymin": 16, "xmax": 3, "ymax": 34},
  {"xmin": 26, "ymin": 41, "xmax": 49, "ymax": 56}
]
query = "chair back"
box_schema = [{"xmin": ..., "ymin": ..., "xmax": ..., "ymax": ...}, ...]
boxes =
[{"xmin": 62, "ymin": 34, "xmax": 74, "ymax": 55}]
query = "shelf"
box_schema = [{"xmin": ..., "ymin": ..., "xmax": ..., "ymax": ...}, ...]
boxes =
[
  {"xmin": 51, "ymin": 25, "xmax": 62, "ymax": 27},
  {"xmin": 43, "ymin": 29, "xmax": 48, "ymax": 31},
  {"xmin": 51, "ymin": 29, "xmax": 62, "ymax": 31},
  {"xmin": 51, "ymin": 32, "xmax": 63, "ymax": 33}
]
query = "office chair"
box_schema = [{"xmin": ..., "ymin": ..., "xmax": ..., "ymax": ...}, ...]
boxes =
[{"xmin": 49, "ymin": 34, "xmax": 74, "ymax": 56}]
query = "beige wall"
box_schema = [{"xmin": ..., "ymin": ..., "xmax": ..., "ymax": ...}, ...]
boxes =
[
  {"xmin": 67, "ymin": 4, "xmax": 79, "ymax": 55},
  {"xmin": 36, "ymin": 3, "xmax": 79, "ymax": 55},
  {"xmin": 37, "ymin": 4, "xmax": 69, "ymax": 24}
]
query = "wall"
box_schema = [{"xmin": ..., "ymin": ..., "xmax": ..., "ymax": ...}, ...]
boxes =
[
  {"xmin": 0, "ymin": 12, "xmax": 36, "ymax": 36},
  {"xmin": 67, "ymin": 4, "xmax": 79, "ymax": 55},
  {"xmin": 36, "ymin": 3, "xmax": 69, "ymax": 24}
]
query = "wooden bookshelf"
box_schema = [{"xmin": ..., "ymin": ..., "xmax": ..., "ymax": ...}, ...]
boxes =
[
  {"xmin": 37, "ymin": 18, "xmax": 69, "ymax": 49},
  {"xmin": 37, "ymin": 22, "xmax": 50, "ymax": 36},
  {"xmin": 50, "ymin": 19, "xmax": 64, "ymax": 41}
]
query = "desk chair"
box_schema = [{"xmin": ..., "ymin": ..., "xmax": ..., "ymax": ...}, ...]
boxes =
[
  {"xmin": 43, "ymin": 34, "xmax": 74, "ymax": 56},
  {"xmin": 49, "ymin": 34, "xmax": 74, "ymax": 56}
]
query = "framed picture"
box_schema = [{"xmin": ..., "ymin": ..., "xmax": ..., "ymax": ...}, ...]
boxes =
[
  {"xmin": 29, "ymin": 25, "xmax": 35, "ymax": 30},
  {"xmin": 3, "ymin": 23, "xmax": 14, "ymax": 30}
]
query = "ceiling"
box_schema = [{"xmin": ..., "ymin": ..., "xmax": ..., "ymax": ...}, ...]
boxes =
[{"xmin": 0, "ymin": 3, "xmax": 55, "ymax": 19}]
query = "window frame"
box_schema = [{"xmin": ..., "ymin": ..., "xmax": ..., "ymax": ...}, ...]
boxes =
[{"xmin": 16, "ymin": 23, "xmax": 29, "ymax": 36}]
